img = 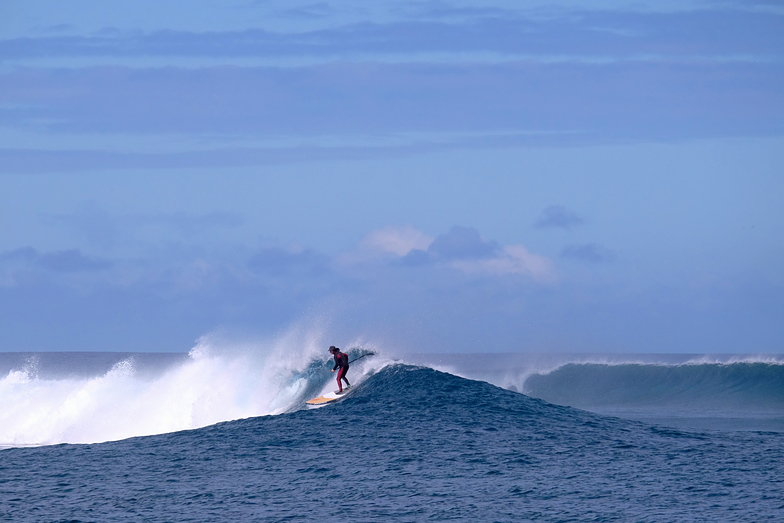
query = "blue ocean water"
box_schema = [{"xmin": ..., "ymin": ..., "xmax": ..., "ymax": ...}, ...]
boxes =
[
  {"xmin": 405, "ymin": 352, "xmax": 784, "ymax": 432},
  {"xmin": 1, "ymin": 347, "xmax": 783, "ymax": 521}
]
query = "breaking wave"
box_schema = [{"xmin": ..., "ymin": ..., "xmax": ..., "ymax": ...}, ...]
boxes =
[
  {"xmin": 523, "ymin": 359, "xmax": 784, "ymax": 410},
  {"xmin": 0, "ymin": 333, "xmax": 381, "ymax": 447}
]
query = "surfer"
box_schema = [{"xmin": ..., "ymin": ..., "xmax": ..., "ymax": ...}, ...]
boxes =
[{"xmin": 329, "ymin": 346, "xmax": 350, "ymax": 394}]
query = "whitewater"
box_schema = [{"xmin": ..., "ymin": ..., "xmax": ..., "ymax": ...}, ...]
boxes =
[
  {"xmin": 1, "ymin": 338, "xmax": 783, "ymax": 521},
  {"xmin": 0, "ymin": 334, "xmax": 386, "ymax": 447}
]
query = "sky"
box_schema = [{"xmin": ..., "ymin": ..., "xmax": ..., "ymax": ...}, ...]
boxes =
[{"xmin": 0, "ymin": 0, "xmax": 782, "ymax": 353}]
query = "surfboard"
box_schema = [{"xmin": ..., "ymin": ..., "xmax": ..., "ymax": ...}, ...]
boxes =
[{"xmin": 306, "ymin": 389, "xmax": 349, "ymax": 405}]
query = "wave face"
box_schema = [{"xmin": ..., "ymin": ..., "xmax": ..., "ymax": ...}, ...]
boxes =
[
  {"xmin": 3, "ymin": 364, "xmax": 784, "ymax": 522},
  {"xmin": 0, "ymin": 338, "xmax": 380, "ymax": 446}
]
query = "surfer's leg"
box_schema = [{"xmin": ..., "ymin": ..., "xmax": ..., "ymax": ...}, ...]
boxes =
[{"xmin": 336, "ymin": 367, "xmax": 346, "ymax": 392}]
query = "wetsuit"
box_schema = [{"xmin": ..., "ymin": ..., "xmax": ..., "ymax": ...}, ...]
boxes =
[{"xmin": 332, "ymin": 351, "xmax": 350, "ymax": 392}]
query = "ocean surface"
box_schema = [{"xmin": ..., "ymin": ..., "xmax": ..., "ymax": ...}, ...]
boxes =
[{"xmin": 1, "ymin": 345, "xmax": 783, "ymax": 521}]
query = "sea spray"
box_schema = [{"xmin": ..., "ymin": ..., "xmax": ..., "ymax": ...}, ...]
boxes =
[{"xmin": 0, "ymin": 331, "xmax": 381, "ymax": 446}]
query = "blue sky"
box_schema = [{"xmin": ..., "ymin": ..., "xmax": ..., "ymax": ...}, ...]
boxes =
[{"xmin": 1, "ymin": 0, "xmax": 782, "ymax": 353}]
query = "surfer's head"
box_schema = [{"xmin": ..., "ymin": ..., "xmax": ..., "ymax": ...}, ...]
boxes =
[{"xmin": 329, "ymin": 346, "xmax": 338, "ymax": 353}]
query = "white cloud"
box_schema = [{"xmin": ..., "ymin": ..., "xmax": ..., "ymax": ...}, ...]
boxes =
[
  {"xmin": 349, "ymin": 224, "xmax": 556, "ymax": 282},
  {"xmin": 450, "ymin": 245, "xmax": 555, "ymax": 282},
  {"xmin": 360, "ymin": 225, "xmax": 434, "ymax": 256}
]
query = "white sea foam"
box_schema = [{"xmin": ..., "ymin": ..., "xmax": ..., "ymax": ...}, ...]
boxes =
[{"xmin": 0, "ymin": 329, "xmax": 383, "ymax": 447}]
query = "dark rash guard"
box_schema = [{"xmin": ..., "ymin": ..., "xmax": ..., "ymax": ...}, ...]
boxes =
[{"xmin": 332, "ymin": 352, "xmax": 349, "ymax": 371}]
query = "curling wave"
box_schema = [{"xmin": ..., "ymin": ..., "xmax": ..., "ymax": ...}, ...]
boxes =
[{"xmin": 0, "ymin": 336, "xmax": 380, "ymax": 447}]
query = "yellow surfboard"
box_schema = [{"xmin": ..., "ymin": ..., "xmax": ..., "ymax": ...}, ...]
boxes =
[{"xmin": 306, "ymin": 390, "xmax": 348, "ymax": 405}]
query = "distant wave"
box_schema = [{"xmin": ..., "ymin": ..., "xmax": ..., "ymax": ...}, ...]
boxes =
[{"xmin": 523, "ymin": 361, "xmax": 784, "ymax": 410}]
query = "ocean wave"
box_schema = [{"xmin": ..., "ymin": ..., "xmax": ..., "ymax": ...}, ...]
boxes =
[
  {"xmin": 0, "ymin": 335, "xmax": 382, "ymax": 447},
  {"xmin": 4, "ymin": 364, "xmax": 784, "ymax": 521},
  {"xmin": 3, "ymin": 348, "xmax": 782, "ymax": 447},
  {"xmin": 523, "ymin": 360, "xmax": 784, "ymax": 409}
]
